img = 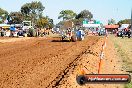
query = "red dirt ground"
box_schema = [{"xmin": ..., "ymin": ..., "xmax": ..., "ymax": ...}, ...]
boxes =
[
  {"xmin": 0, "ymin": 36, "xmax": 124, "ymax": 88},
  {"xmin": 0, "ymin": 36, "xmax": 99, "ymax": 88}
]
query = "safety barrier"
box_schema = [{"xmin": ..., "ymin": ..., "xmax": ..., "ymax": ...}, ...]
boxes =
[
  {"xmin": 98, "ymin": 36, "xmax": 107, "ymax": 74},
  {"xmin": 78, "ymin": 36, "xmax": 108, "ymax": 75}
]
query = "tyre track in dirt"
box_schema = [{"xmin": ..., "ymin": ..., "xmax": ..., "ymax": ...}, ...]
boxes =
[
  {"xmin": 0, "ymin": 37, "xmax": 77, "ymax": 88},
  {"xmin": 46, "ymin": 39, "xmax": 99, "ymax": 88},
  {"xmin": 46, "ymin": 46, "xmax": 89, "ymax": 88}
]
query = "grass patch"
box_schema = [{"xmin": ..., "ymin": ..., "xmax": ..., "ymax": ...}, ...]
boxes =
[
  {"xmin": 109, "ymin": 35, "xmax": 132, "ymax": 88},
  {"xmin": 125, "ymin": 82, "xmax": 132, "ymax": 88}
]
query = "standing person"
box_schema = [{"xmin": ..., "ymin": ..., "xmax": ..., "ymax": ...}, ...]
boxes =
[
  {"xmin": 105, "ymin": 29, "xmax": 108, "ymax": 37},
  {"xmin": 38, "ymin": 28, "xmax": 40, "ymax": 36},
  {"xmin": 1, "ymin": 28, "xmax": 5, "ymax": 37},
  {"xmin": 128, "ymin": 30, "xmax": 131, "ymax": 38},
  {"xmin": 116, "ymin": 30, "xmax": 118, "ymax": 37},
  {"xmin": 114, "ymin": 29, "xmax": 117, "ymax": 37},
  {"xmin": 51, "ymin": 28, "xmax": 54, "ymax": 34},
  {"xmin": 47, "ymin": 28, "xmax": 50, "ymax": 35},
  {"xmin": 67, "ymin": 27, "xmax": 72, "ymax": 36},
  {"xmin": 124, "ymin": 28, "xmax": 127, "ymax": 36},
  {"xmin": 120, "ymin": 30, "xmax": 124, "ymax": 38},
  {"xmin": 36, "ymin": 27, "xmax": 40, "ymax": 37},
  {"xmin": 10, "ymin": 26, "xmax": 15, "ymax": 37},
  {"xmin": 41, "ymin": 28, "xmax": 44, "ymax": 36},
  {"xmin": 112, "ymin": 29, "xmax": 115, "ymax": 34}
]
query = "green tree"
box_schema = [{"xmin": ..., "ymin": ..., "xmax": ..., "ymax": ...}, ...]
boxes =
[
  {"xmin": 108, "ymin": 19, "xmax": 116, "ymax": 25},
  {"xmin": 76, "ymin": 10, "xmax": 93, "ymax": 20},
  {"xmin": 57, "ymin": 21, "xmax": 65, "ymax": 26},
  {"xmin": 118, "ymin": 19, "xmax": 131, "ymax": 26},
  {"xmin": 21, "ymin": 1, "xmax": 45, "ymax": 23},
  {"xmin": 45, "ymin": 16, "xmax": 54, "ymax": 28},
  {"xmin": 58, "ymin": 10, "xmax": 76, "ymax": 21},
  {"xmin": 36, "ymin": 17, "xmax": 49, "ymax": 28},
  {"xmin": 48, "ymin": 19, "xmax": 54, "ymax": 28},
  {"xmin": 0, "ymin": 8, "xmax": 8, "ymax": 23},
  {"xmin": 72, "ymin": 18, "xmax": 83, "ymax": 26},
  {"xmin": 21, "ymin": 3, "xmax": 31, "ymax": 15},
  {"xmin": 9, "ymin": 12, "xmax": 23, "ymax": 24},
  {"xmin": 30, "ymin": 1, "xmax": 45, "ymax": 18}
]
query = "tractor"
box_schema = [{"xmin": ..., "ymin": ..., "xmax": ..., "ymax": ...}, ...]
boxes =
[
  {"xmin": 61, "ymin": 28, "xmax": 85, "ymax": 42},
  {"xmin": 61, "ymin": 28, "xmax": 77, "ymax": 42}
]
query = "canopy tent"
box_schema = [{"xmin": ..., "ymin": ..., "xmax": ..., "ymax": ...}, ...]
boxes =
[
  {"xmin": 105, "ymin": 25, "xmax": 119, "ymax": 32},
  {"xmin": 105, "ymin": 25, "xmax": 119, "ymax": 29},
  {"xmin": 0, "ymin": 24, "xmax": 10, "ymax": 28}
]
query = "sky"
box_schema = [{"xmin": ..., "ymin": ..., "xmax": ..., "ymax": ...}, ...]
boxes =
[{"xmin": 0, "ymin": 0, "xmax": 132, "ymax": 24}]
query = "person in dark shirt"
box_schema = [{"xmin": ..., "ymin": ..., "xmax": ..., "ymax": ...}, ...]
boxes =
[
  {"xmin": 127, "ymin": 30, "xmax": 131, "ymax": 38},
  {"xmin": 120, "ymin": 31, "xmax": 124, "ymax": 38}
]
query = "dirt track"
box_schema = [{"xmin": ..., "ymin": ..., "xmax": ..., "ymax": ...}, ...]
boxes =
[
  {"xmin": 56, "ymin": 36, "xmax": 124, "ymax": 88},
  {"xmin": 0, "ymin": 36, "xmax": 100, "ymax": 88}
]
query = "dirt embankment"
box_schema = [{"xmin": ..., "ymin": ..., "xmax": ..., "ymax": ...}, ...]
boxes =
[
  {"xmin": 0, "ymin": 36, "xmax": 99, "ymax": 88},
  {"xmin": 56, "ymin": 37, "xmax": 124, "ymax": 88}
]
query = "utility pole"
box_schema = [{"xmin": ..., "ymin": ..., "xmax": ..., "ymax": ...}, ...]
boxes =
[{"xmin": 131, "ymin": 8, "xmax": 132, "ymax": 32}]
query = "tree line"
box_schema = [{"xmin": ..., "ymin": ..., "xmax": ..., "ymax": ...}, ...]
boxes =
[
  {"xmin": 0, "ymin": 1, "xmax": 54, "ymax": 28},
  {"xmin": 57, "ymin": 9, "xmax": 93, "ymax": 26},
  {"xmin": 0, "ymin": 1, "xmax": 131, "ymax": 28},
  {"xmin": 108, "ymin": 18, "xmax": 131, "ymax": 26},
  {"xmin": 57, "ymin": 10, "xmax": 131, "ymax": 26}
]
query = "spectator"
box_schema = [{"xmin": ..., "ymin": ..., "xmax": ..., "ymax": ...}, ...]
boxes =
[
  {"xmin": 105, "ymin": 29, "xmax": 108, "ymax": 37},
  {"xmin": 112, "ymin": 30, "xmax": 115, "ymax": 34},
  {"xmin": 120, "ymin": 31, "xmax": 124, "ymax": 38},
  {"xmin": 127, "ymin": 30, "xmax": 131, "ymax": 38},
  {"xmin": 115, "ymin": 29, "xmax": 118, "ymax": 37},
  {"xmin": 10, "ymin": 26, "xmax": 15, "ymax": 37},
  {"xmin": 1, "ymin": 28, "xmax": 4, "ymax": 37}
]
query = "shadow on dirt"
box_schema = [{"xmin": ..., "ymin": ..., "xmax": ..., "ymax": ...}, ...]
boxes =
[
  {"xmin": 51, "ymin": 40, "xmax": 70, "ymax": 42},
  {"xmin": 126, "ymin": 70, "xmax": 132, "ymax": 73},
  {"xmin": 52, "ymin": 37, "xmax": 61, "ymax": 38},
  {"xmin": 85, "ymin": 50, "xmax": 98, "ymax": 57}
]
